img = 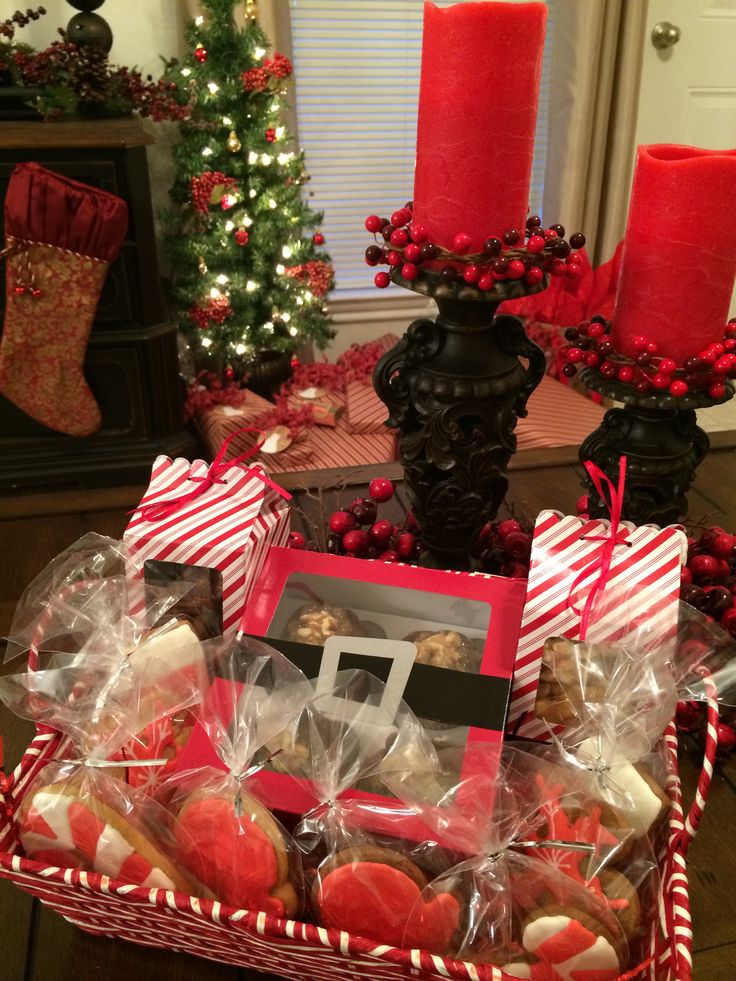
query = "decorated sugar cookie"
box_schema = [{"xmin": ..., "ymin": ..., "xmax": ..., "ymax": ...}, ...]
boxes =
[
  {"xmin": 175, "ymin": 789, "xmax": 301, "ymax": 916},
  {"xmin": 20, "ymin": 782, "xmax": 191, "ymax": 891},
  {"xmin": 505, "ymin": 907, "xmax": 621, "ymax": 980},
  {"xmin": 315, "ymin": 845, "xmax": 460, "ymax": 951}
]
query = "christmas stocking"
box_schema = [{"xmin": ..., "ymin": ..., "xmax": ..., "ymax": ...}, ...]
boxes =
[{"xmin": 0, "ymin": 162, "xmax": 128, "ymax": 436}]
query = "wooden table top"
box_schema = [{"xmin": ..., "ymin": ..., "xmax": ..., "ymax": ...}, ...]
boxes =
[{"xmin": 2, "ymin": 450, "xmax": 736, "ymax": 980}]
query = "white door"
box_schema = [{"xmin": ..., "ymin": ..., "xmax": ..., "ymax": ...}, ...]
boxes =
[{"xmin": 634, "ymin": 0, "xmax": 736, "ymax": 433}]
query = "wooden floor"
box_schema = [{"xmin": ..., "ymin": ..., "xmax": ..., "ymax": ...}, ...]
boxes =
[{"xmin": 1, "ymin": 449, "xmax": 736, "ymax": 979}]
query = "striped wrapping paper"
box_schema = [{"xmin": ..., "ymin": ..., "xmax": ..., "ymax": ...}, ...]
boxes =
[
  {"xmin": 195, "ymin": 392, "xmax": 274, "ymax": 456},
  {"xmin": 124, "ymin": 455, "xmax": 290, "ymax": 634},
  {"xmin": 344, "ymin": 379, "xmax": 391, "ymax": 435},
  {"xmin": 515, "ymin": 375, "xmax": 605, "ymax": 450},
  {"xmin": 266, "ymin": 413, "xmax": 398, "ymax": 473},
  {"xmin": 509, "ymin": 509, "xmax": 687, "ymax": 739}
]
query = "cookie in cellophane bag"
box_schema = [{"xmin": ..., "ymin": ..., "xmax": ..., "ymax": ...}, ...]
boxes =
[
  {"xmin": 273, "ymin": 669, "xmax": 461, "ymax": 949},
  {"xmin": 384, "ymin": 745, "xmax": 629, "ymax": 977},
  {"xmin": 533, "ymin": 634, "xmax": 677, "ymax": 845},
  {"xmin": 159, "ymin": 634, "xmax": 312, "ymax": 916},
  {"xmin": 0, "ymin": 586, "xmax": 209, "ymax": 893}
]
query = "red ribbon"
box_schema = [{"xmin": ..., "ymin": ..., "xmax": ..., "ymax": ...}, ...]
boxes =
[
  {"xmin": 133, "ymin": 427, "xmax": 291, "ymax": 522},
  {"xmin": 569, "ymin": 457, "xmax": 629, "ymax": 641}
]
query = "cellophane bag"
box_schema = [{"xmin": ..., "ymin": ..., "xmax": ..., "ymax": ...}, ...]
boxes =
[
  {"xmin": 671, "ymin": 600, "xmax": 736, "ymax": 707},
  {"xmin": 0, "ymin": 583, "xmax": 208, "ymax": 894},
  {"xmin": 533, "ymin": 635, "xmax": 677, "ymax": 845},
  {"xmin": 275, "ymin": 669, "xmax": 453, "ymax": 948},
  {"xmin": 384, "ymin": 746, "xmax": 629, "ymax": 977},
  {"xmin": 159, "ymin": 634, "xmax": 312, "ymax": 917}
]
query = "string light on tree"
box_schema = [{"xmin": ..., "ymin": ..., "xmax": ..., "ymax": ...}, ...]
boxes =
[{"xmin": 162, "ymin": 0, "xmax": 334, "ymax": 374}]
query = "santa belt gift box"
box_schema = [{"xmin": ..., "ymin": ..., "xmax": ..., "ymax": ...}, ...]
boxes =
[
  {"xmin": 179, "ymin": 546, "xmax": 528, "ymax": 827},
  {"xmin": 124, "ymin": 450, "xmax": 291, "ymax": 635}
]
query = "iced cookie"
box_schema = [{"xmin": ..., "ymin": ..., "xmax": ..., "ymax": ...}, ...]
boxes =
[
  {"xmin": 122, "ymin": 711, "xmax": 195, "ymax": 795},
  {"xmin": 404, "ymin": 630, "xmax": 482, "ymax": 673},
  {"xmin": 315, "ymin": 845, "xmax": 460, "ymax": 951},
  {"xmin": 175, "ymin": 789, "xmax": 301, "ymax": 916},
  {"xmin": 284, "ymin": 603, "xmax": 362, "ymax": 646},
  {"xmin": 599, "ymin": 870, "xmax": 642, "ymax": 941},
  {"xmin": 509, "ymin": 906, "xmax": 622, "ymax": 980},
  {"xmin": 19, "ymin": 781, "xmax": 191, "ymax": 891}
]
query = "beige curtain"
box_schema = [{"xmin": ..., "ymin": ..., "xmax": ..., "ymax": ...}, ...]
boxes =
[{"xmin": 543, "ymin": 0, "xmax": 648, "ymax": 265}]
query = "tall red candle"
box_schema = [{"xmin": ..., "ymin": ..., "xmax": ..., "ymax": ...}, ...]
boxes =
[
  {"xmin": 611, "ymin": 144, "xmax": 736, "ymax": 365},
  {"xmin": 412, "ymin": 1, "xmax": 547, "ymax": 254}
]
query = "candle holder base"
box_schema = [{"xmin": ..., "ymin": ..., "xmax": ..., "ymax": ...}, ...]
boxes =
[
  {"xmin": 579, "ymin": 369, "xmax": 735, "ymax": 525},
  {"xmin": 373, "ymin": 267, "xmax": 547, "ymax": 570}
]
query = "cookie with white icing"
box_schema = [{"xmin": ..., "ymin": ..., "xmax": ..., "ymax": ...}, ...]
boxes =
[
  {"xmin": 19, "ymin": 781, "xmax": 192, "ymax": 892},
  {"xmin": 514, "ymin": 906, "xmax": 622, "ymax": 980}
]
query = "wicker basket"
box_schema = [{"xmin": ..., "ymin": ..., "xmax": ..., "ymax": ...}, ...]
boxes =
[{"xmin": 0, "ymin": 678, "xmax": 719, "ymax": 981}]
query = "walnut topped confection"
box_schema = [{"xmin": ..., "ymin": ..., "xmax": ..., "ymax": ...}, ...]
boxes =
[
  {"xmin": 284, "ymin": 603, "xmax": 362, "ymax": 646},
  {"xmin": 534, "ymin": 636, "xmax": 609, "ymax": 725},
  {"xmin": 404, "ymin": 629, "xmax": 482, "ymax": 673}
]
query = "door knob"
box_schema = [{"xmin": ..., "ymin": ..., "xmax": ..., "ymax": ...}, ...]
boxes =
[{"xmin": 651, "ymin": 21, "xmax": 681, "ymax": 49}]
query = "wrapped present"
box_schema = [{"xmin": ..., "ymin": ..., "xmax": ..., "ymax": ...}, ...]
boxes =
[
  {"xmin": 124, "ymin": 434, "xmax": 291, "ymax": 635},
  {"xmin": 515, "ymin": 375, "xmax": 605, "ymax": 450},
  {"xmin": 344, "ymin": 379, "xmax": 390, "ymax": 435},
  {"xmin": 194, "ymin": 389, "xmax": 274, "ymax": 459}
]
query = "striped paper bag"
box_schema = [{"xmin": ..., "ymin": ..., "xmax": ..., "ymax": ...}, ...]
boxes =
[
  {"xmin": 508, "ymin": 509, "xmax": 687, "ymax": 739},
  {"xmin": 124, "ymin": 455, "xmax": 290, "ymax": 634}
]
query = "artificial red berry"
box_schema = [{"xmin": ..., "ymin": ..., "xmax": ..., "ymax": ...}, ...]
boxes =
[
  {"xmin": 720, "ymin": 607, "xmax": 736, "ymax": 638},
  {"xmin": 709, "ymin": 382, "xmax": 726, "ymax": 399},
  {"xmin": 503, "ymin": 531, "xmax": 532, "ymax": 560},
  {"xmin": 496, "ymin": 519, "xmax": 522, "ymax": 541},
  {"xmin": 463, "ymin": 264, "xmax": 481, "ymax": 284},
  {"xmin": 350, "ymin": 498, "xmax": 378, "ymax": 525},
  {"xmin": 420, "ymin": 243, "xmax": 439, "ymax": 260},
  {"xmin": 329, "ymin": 510, "xmax": 356, "ymax": 534},
  {"xmin": 704, "ymin": 585, "xmax": 733, "ymax": 618},
  {"xmin": 658, "ymin": 358, "xmax": 676, "ymax": 375},
  {"xmin": 396, "ymin": 532, "xmax": 417, "ymax": 559},
  {"xmin": 716, "ymin": 722, "xmax": 736, "ymax": 754},
  {"xmin": 503, "ymin": 228, "xmax": 521, "ymax": 246},
  {"xmin": 525, "ymin": 267, "xmax": 544, "ymax": 286},
  {"xmin": 453, "ymin": 232, "xmax": 472, "ymax": 254},
  {"xmin": 478, "ymin": 273, "xmax": 494, "ymax": 291},
  {"xmin": 381, "ymin": 224, "xmax": 396, "ymax": 242},
  {"xmin": 576, "ymin": 495, "xmax": 589, "ymax": 515},
  {"xmin": 401, "ymin": 263, "xmax": 419, "ymax": 280},
  {"xmin": 631, "ymin": 336, "xmax": 648, "ymax": 352},
  {"xmin": 561, "ymin": 364, "xmax": 577, "ymax": 378},
  {"xmin": 483, "ymin": 237, "xmax": 502, "ymax": 257},
  {"xmin": 527, "ymin": 235, "xmax": 546, "ymax": 254},
  {"xmin": 566, "ymin": 263, "xmax": 582, "ymax": 279},
  {"xmin": 675, "ymin": 701, "xmax": 700, "ymax": 733},
  {"xmin": 391, "ymin": 209, "xmax": 408, "ymax": 227},
  {"xmin": 288, "ymin": 531, "xmax": 306, "ymax": 549},
  {"xmin": 567, "ymin": 347, "xmax": 584, "ymax": 364},
  {"xmin": 507, "ymin": 259, "xmax": 525, "ymax": 280},
  {"xmin": 374, "ymin": 271, "xmax": 390, "ymax": 289},
  {"xmin": 681, "ymin": 565, "xmax": 693, "ymax": 586},
  {"xmin": 390, "ymin": 229, "xmax": 408, "ymax": 248},
  {"xmin": 404, "ymin": 243, "xmax": 421, "ymax": 263},
  {"xmin": 651, "ymin": 374, "xmax": 669, "ymax": 390},
  {"xmin": 646, "ymin": 342, "xmax": 658, "ymax": 354},
  {"xmin": 14, "ymin": 285, "xmax": 25, "ymax": 295},
  {"xmin": 343, "ymin": 529, "xmax": 370, "ymax": 554},
  {"xmin": 635, "ymin": 380, "xmax": 651, "ymax": 395},
  {"xmin": 386, "ymin": 251, "xmax": 402, "ymax": 267},
  {"xmin": 711, "ymin": 533, "xmax": 735, "ymax": 559},
  {"xmin": 365, "ymin": 215, "xmax": 383, "ymax": 233},
  {"xmin": 378, "ymin": 550, "xmax": 400, "ymax": 562},
  {"xmin": 618, "ymin": 366, "xmax": 634, "ymax": 383},
  {"xmin": 569, "ymin": 232, "xmax": 586, "ymax": 249},
  {"xmin": 410, "ymin": 223, "xmax": 428, "ymax": 242},
  {"xmin": 365, "ymin": 245, "xmax": 383, "ymax": 265},
  {"xmin": 669, "ymin": 380, "xmax": 689, "ymax": 397},
  {"xmin": 369, "ymin": 520, "xmax": 394, "ymax": 546},
  {"xmin": 501, "ymin": 561, "xmax": 529, "ymax": 579},
  {"xmin": 688, "ymin": 553, "xmax": 720, "ymax": 583},
  {"xmin": 369, "ymin": 477, "xmax": 394, "ymax": 502}
]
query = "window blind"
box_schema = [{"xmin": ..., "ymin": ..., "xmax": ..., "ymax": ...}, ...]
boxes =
[{"xmin": 290, "ymin": 0, "xmax": 556, "ymax": 299}]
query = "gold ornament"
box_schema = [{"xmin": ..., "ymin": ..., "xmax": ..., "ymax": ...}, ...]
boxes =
[
  {"xmin": 226, "ymin": 130, "xmax": 242, "ymax": 153},
  {"xmin": 245, "ymin": 0, "xmax": 258, "ymax": 20}
]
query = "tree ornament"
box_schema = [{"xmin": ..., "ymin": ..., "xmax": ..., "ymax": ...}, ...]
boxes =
[
  {"xmin": 194, "ymin": 43, "xmax": 207, "ymax": 64},
  {"xmin": 226, "ymin": 130, "xmax": 242, "ymax": 153},
  {"xmin": 198, "ymin": 256, "xmax": 207, "ymax": 274},
  {"xmin": 235, "ymin": 229, "xmax": 249, "ymax": 246},
  {"xmin": 313, "ymin": 231, "xmax": 325, "ymax": 245},
  {"xmin": 265, "ymin": 128, "xmax": 277, "ymax": 143}
]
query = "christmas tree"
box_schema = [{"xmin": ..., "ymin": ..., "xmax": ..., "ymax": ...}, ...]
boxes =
[{"xmin": 163, "ymin": 0, "xmax": 334, "ymax": 376}]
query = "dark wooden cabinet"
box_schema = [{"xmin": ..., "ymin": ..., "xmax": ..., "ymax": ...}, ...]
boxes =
[{"xmin": 0, "ymin": 118, "xmax": 195, "ymax": 490}]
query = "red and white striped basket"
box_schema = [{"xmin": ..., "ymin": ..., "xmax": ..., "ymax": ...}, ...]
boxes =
[{"xmin": 0, "ymin": 645, "xmax": 720, "ymax": 981}]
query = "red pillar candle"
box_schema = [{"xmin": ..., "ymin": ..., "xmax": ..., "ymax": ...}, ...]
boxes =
[
  {"xmin": 611, "ymin": 144, "xmax": 736, "ymax": 365},
  {"xmin": 412, "ymin": 1, "xmax": 547, "ymax": 254}
]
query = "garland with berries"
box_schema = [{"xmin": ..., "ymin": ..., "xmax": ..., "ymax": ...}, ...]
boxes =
[{"xmin": 364, "ymin": 206, "xmax": 586, "ymax": 291}]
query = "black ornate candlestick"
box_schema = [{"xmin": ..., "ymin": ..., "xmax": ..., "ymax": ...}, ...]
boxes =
[
  {"xmin": 373, "ymin": 268, "xmax": 547, "ymax": 570},
  {"xmin": 579, "ymin": 368, "xmax": 734, "ymax": 525}
]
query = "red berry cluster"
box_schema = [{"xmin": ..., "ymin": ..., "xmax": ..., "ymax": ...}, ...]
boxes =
[
  {"xmin": 284, "ymin": 260, "xmax": 334, "ymax": 298},
  {"xmin": 562, "ymin": 318, "xmax": 736, "ymax": 399},
  {"xmin": 681, "ymin": 526, "xmax": 736, "ymax": 637},
  {"xmin": 241, "ymin": 52, "xmax": 292, "ymax": 91},
  {"xmin": 188, "ymin": 296, "xmax": 233, "ymax": 330},
  {"xmin": 265, "ymin": 127, "xmax": 277, "ymax": 143},
  {"xmin": 476, "ymin": 519, "xmax": 532, "ymax": 578},
  {"xmin": 1, "ymin": 5, "xmax": 45, "ymax": 39},
  {"xmin": 321, "ymin": 479, "xmax": 422, "ymax": 562},
  {"xmin": 365, "ymin": 206, "xmax": 586, "ymax": 291},
  {"xmin": 190, "ymin": 171, "xmax": 237, "ymax": 214}
]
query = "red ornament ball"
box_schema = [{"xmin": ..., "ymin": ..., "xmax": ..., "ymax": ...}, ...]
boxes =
[
  {"xmin": 343, "ymin": 529, "xmax": 370, "ymax": 554},
  {"xmin": 313, "ymin": 231, "xmax": 325, "ymax": 245},
  {"xmin": 235, "ymin": 229, "xmax": 249, "ymax": 246},
  {"xmin": 288, "ymin": 531, "xmax": 306, "ymax": 550},
  {"xmin": 265, "ymin": 128, "xmax": 277, "ymax": 142},
  {"xmin": 329, "ymin": 510, "xmax": 356, "ymax": 535},
  {"xmin": 194, "ymin": 45, "xmax": 208, "ymax": 63},
  {"xmin": 374, "ymin": 271, "xmax": 390, "ymax": 289},
  {"xmin": 369, "ymin": 477, "xmax": 394, "ymax": 503}
]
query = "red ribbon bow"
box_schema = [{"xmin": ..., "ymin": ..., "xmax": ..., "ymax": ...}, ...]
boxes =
[
  {"xmin": 569, "ymin": 457, "xmax": 629, "ymax": 641},
  {"xmin": 134, "ymin": 427, "xmax": 291, "ymax": 522}
]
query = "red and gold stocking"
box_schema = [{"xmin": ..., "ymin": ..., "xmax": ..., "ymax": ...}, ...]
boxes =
[{"xmin": 0, "ymin": 163, "xmax": 128, "ymax": 437}]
